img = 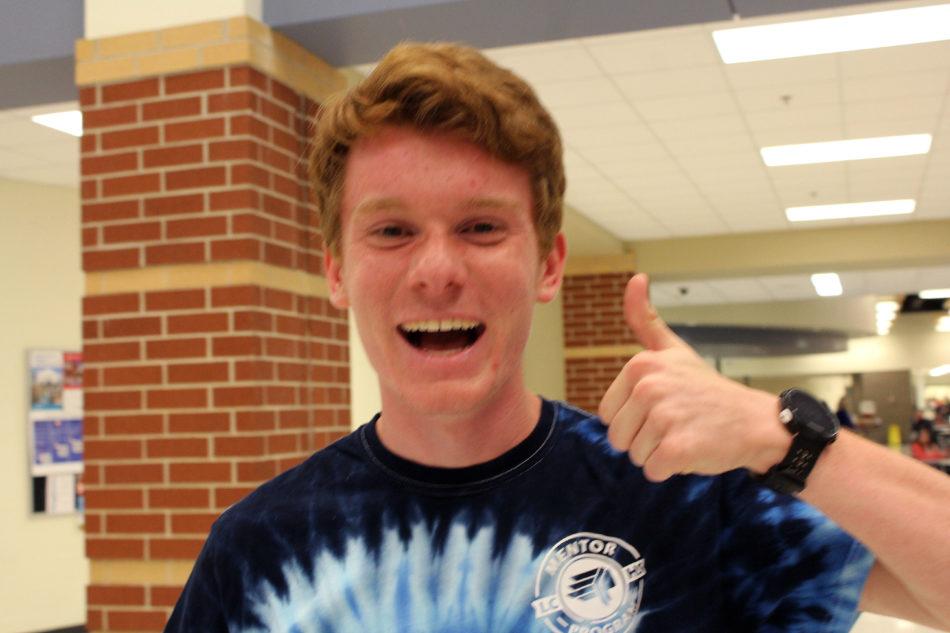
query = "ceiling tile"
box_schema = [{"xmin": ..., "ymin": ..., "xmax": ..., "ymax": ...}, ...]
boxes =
[
  {"xmin": 744, "ymin": 105, "xmax": 842, "ymax": 134},
  {"xmin": 594, "ymin": 211, "xmax": 672, "ymax": 241},
  {"xmin": 706, "ymin": 278, "xmax": 770, "ymax": 302},
  {"xmin": 845, "ymin": 116, "xmax": 942, "ymax": 138},
  {"xmin": 838, "ymin": 41, "xmax": 950, "ymax": 79},
  {"xmin": 845, "ymin": 96, "xmax": 943, "ymax": 126},
  {"xmin": 751, "ymin": 125, "xmax": 843, "ymax": 147},
  {"xmin": 599, "ymin": 158, "xmax": 682, "ymax": 183},
  {"xmin": 576, "ymin": 142, "xmax": 669, "ymax": 165},
  {"xmin": 613, "ymin": 67, "xmax": 730, "ymax": 101},
  {"xmin": 634, "ymin": 93, "xmax": 738, "ymax": 121},
  {"xmin": 663, "ymin": 134, "xmax": 756, "ymax": 157},
  {"xmin": 842, "ymin": 69, "xmax": 950, "ymax": 103},
  {"xmin": 648, "ymin": 113, "xmax": 748, "ymax": 140},
  {"xmin": 534, "ymin": 77, "xmax": 625, "ymax": 109},
  {"xmin": 732, "ymin": 80, "xmax": 839, "ymax": 113},
  {"xmin": 551, "ymin": 102, "xmax": 641, "ymax": 130},
  {"xmin": 485, "ymin": 42, "xmax": 603, "ymax": 84},
  {"xmin": 722, "ymin": 56, "xmax": 838, "ymax": 90},
  {"xmin": 651, "ymin": 281, "xmax": 722, "ymax": 306},
  {"xmin": 585, "ymin": 32, "xmax": 720, "ymax": 75},
  {"xmin": 724, "ymin": 215, "xmax": 788, "ymax": 233},
  {"xmin": 562, "ymin": 123, "xmax": 656, "ymax": 149},
  {"xmin": 762, "ymin": 274, "xmax": 819, "ymax": 301}
]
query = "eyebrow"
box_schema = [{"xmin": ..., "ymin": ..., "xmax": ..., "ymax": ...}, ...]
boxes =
[
  {"xmin": 352, "ymin": 196, "xmax": 522, "ymax": 216},
  {"xmin": 352, "ymin": 197, "xmax": 406, "ymax": 216}
]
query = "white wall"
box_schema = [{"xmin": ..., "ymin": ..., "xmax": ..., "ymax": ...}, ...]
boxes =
[
  {"xmin": 0, "ymin": 179, "xmax": 86, "ymax": 632},
  {"xmin": 84, "ymin": 0, "xmax": 261, "ymax": 37}
]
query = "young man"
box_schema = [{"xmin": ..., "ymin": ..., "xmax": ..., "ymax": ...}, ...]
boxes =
[{"xmin": 166, "ymin": 42, "xmax": 950, "ymax": 632}]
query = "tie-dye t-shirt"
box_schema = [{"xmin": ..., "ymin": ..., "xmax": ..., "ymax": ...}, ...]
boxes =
[{"xmin": 166, "ymin": 399, "xmax": 873, "ymax": 633}]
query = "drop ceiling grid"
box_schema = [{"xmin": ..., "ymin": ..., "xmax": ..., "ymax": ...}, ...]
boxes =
[{"xmin": 569, "ymin": 28, "xmax": 745, "ymax": 240}]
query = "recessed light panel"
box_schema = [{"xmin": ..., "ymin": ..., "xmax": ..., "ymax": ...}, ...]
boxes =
[
  {"xmin": 761, "ymin": 135, "xmax": 931, "ymax": 167},
  {"xmin": 713, "ymin": 4, "xmax": 950, "ymax": 63},
  {"xmin": 919, "ymin": 288, "xmax": 950, "ymax": 300},
  {"xmin": 786, "ymin": 199, "xmax": 915, "ymax": 222},
  {"xmin": 811, "ymin": 272, "xmax": 842, "ymax": 297},
  {"xmin": 31, "ymin": 110, "xmax": 83, "ymax": 137}
]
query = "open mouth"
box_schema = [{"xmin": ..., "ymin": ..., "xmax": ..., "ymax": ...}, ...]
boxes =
[{"xmin": 398, "ymin": 319, "xmax": 486, "ymax": 352}]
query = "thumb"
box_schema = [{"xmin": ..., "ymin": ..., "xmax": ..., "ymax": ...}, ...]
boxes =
[{"xmin": 623, "ymin": 273, "xmax": 682, "ymax": 351}]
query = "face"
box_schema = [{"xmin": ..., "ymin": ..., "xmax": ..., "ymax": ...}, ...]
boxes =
[{"xmin": 325, "ymin": 126, "xmax": 566, "ymax": 419}]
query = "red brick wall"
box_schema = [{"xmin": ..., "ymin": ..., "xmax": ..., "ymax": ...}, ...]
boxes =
[
  {"xmin": 562, "ymin": 272, "xmax": 636, "ymax": 413},
  {"xmin": 79, "ymin": 66, "xmax": 322, "ymax": 275},
  {"xmin": 80, "ymin": 65, "xmax": 347, "ymax": 631},
  {"xmin": 82, "ymin": 285, "xmax": 349, "ymax": 627}
]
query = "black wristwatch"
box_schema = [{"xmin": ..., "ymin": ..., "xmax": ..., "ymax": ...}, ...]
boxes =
[{"xmin": 754, "ymin": 388, "xmax": 839, "ymax": 494}]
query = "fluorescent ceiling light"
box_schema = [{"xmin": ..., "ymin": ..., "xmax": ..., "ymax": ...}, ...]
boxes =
[
  {"xmin": 875, "ymin": 301, "xmax": 900, "ymax": 315},
  {"xmin": 811, "ymin": 272, "xmax": 842, "ymax": 297},
  {"xmin": 761, "ymin": 134, "xmax": 931, "ymax": 167},
  {"xmin": 919, "ymin": 288, "xmax": 950, "ymax": 300},
  {"xmin": 930, "ymin": 364, "xmax": 950, "ymax": 377},
  {"xmin": 713, "ymin": 4, "xmax": 950, "ymax": 63},
  {"xmin": 31, "ymin": 110, "xmax": 83, "ymax": 137},
  {"xmin": 786, "ymin": 199, "xmax": 915, "ymax": 222},
  {"xmin": 938, "ymin": 316, "xmax": 950, "ymax": 333}
]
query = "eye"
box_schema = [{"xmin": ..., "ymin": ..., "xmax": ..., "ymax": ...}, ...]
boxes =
[
  {"xmin": 460, "ymin": 220, "xmax": 505, "ymax": 243},
  {"xmin": 378, "ymin": 225, "xmax": 407, "ymax": 237},
  {"xmin": 466, "ymin": 222, "xmax": 498, "ymax": 234},
  {"xmin": 372, "ymin": 224, "xmax": 414, "ymax": 239}
]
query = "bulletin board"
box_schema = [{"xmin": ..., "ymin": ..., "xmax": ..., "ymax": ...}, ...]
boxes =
[{"xmin": 27, "ymin": 349, "xmax": 84, "ymax": 515}]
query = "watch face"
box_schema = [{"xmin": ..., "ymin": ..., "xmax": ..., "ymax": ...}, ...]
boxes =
[{"xmin": 783, "ymin": 389, "xmax": 839, "ymax": 440}]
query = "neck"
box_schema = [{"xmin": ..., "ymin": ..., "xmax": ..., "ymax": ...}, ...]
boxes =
[{"xmin": 375, "ymin": 387, "xmax": 541, "ymax": 468}]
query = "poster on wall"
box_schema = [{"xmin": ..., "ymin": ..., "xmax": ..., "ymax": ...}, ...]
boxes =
[{"xmin": 27, "ymin": 350, "xmax": 84, "ymax": 514}]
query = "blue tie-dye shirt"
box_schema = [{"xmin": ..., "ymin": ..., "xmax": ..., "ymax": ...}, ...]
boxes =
[{"xmin": 166, "ymin": 399, "xmax": 873, "ymax": 632}]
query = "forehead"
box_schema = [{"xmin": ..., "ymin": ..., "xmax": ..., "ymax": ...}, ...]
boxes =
[{"xmin": 340, "ymin": 126, "xmax": 533, "ymax": 216}]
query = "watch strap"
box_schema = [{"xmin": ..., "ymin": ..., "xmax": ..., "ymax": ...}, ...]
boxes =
[{"xmin": 755, "ymin": 429, "xmax": 831, "ymax": 494}]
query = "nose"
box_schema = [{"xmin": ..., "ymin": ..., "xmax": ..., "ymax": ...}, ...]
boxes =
[{"xmin": 407, "ymin": 232, "xmax": 466, "ymax": 300}]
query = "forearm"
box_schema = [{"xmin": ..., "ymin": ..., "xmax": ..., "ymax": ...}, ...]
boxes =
[{"xmin": 801, "ymin": 430, "xmax": 950, "ymax": 626}]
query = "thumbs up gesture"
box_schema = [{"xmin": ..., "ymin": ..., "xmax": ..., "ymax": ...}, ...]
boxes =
[{"xmin": 598, "ymin": 274, "xmax": 790, "ymax": 482}]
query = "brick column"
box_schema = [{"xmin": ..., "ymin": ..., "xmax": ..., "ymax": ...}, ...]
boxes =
[
  {"xmin": 562, "ymin": 270, "xmax": 639, "ymax": 413},
  {"xmin": 76, "ymin": 19, "xmax": 349, "ymax": 632}
]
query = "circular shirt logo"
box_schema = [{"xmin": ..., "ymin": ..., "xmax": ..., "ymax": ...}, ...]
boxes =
[{"xmin": 532, "ymin": 532, "xmax": 645, "ymax": 633}]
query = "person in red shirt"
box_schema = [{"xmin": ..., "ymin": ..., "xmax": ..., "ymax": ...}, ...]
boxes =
[{"xmin": 910, "ymin": 423, "xmax": 948, "ymax": 461}]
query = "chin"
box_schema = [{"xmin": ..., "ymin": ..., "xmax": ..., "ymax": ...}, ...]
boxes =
[{"xmin": 393, "ymin": 377, "xmax": 498, "ymax": 419}]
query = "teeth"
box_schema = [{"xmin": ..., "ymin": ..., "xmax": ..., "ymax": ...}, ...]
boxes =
[{"xmin": 400, "ymin": 319, "xmax": 481, "ymax": 333}]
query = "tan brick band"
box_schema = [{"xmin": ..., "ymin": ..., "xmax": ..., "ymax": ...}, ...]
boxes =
[
  {"xmin": 76, "ymin": 17, "xmax": 347, "ymax": 104},
  {"xmin": 91, "ymin": 560, "xmax": 194, "ymax": 585},
  {"xmin": 86, "ymin": 261, "xmax": 330, "ymax": 299},
  {"xmin": 564, "ymin": 344, "xmax": 642, "ymax": 359}
]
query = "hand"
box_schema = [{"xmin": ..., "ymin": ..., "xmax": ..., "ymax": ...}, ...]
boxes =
[{"xmin": 598, "ymin": 274, "xmax": 790, "ymax": 482}]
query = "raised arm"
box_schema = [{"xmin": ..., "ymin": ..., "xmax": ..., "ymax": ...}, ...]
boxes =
[{"xmin": 599, "ymin": 273, "xmax": 950, "ymax": 629}]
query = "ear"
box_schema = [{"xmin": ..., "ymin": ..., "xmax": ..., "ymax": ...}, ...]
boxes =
[
  {"xmin": 536, "ymin": 232, "xmax": 567, "ymax": 303},
  {"xmin": 324, "ymin": 249, "xmax": 349, "ymax": 309}
]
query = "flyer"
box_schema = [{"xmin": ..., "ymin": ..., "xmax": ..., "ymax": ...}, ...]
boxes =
[{"xmin": 27, "ymin": 350, "xmax": 84, "ymax": 477}]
